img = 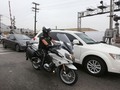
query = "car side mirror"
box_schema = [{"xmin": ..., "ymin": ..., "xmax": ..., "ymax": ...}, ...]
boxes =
[
  {"xmin": 73, "ymin": 39, "xmax": 79, "ymax": 45},
  {"xmin": 73, "ymin": 39, "xmax": 83, "ymax": 45},
  {"xmin": 12, "ymin": 38, "xmax": 16, "ymax": 40}
]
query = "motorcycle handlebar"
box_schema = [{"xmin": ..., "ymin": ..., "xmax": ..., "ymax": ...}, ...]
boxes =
[
  {"xmin": 47, "ymin": 43, "xmax": 61, "ymax": 49},
  {"xmin": 26, "ymin": 41, "xmax": 38, "ymax": 47}
]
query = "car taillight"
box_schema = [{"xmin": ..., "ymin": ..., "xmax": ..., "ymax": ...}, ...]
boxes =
[{"xmin": 33, "ymin": 37, "xmax": 36, "ymax": 40}]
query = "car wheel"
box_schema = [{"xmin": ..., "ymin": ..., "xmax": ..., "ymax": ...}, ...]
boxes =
[
  {"xmin": 3, "ymin": 42, "xmax": 7, "ymax": 48},
  {"xmin": 15, "ymin": 44, "xmax": 20, "ymax": 52},
  {"xmin": 83, "ymin": 56, "xmax": 107, "ymax": 76}
]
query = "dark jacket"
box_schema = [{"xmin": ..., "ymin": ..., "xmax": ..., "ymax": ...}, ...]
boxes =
[{"xmin": 38, "ymin": 36, "xmax": 52, "ymax": 50}]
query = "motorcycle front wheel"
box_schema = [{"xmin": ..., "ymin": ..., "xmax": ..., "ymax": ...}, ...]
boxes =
[
  {"xmin": 59, "ymin": 68, "xmax": 78, "ymax": 85},
  {"xmin": 32, "ymin": 58, "xmax": 41, "ymax": 70}
]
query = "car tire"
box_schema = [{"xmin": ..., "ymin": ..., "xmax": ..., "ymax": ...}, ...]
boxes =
[
  {"xmin": 83, "ymin": 56, "xmax": 107, "ymax": 77},
  {"xmin": 3, "ymin": 42, "xmax": 7, "ymax": 48},
  {"xmin": 15, "ymin": 44, "xmax": 20, "ymax": 52}
]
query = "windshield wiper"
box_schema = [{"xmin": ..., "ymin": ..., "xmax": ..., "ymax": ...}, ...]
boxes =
[{"xmin": 87, "ymin": 42, "xmax": 96, "ymax": 44}]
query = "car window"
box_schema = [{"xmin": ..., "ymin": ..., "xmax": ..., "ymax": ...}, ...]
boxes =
[
  {"xmin": 65, "ymin": 33, "xmax": 76, "ymax": 42},
  {"xmin": 50, "ymin": 32, "xmax": 76, "ymax": 42},
  {"xmin": 15, "ymin": 34, "xmax": 30, "ymax": 40},
  {"xmin": 50, "ymin": 32, "xmax": 83, "ymax": 45},
  {"xmin": 9, "ymin": 35, "xmax": 15, "ymax": 40},
  {"xmin": 50, "ymin": 32, "xmax": 59, "ymax": 40},
  {"xmin": 62, "ymin": 33, "xmax": 83, "ymax": 45}
]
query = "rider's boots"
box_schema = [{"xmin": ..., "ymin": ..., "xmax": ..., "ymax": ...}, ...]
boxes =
[{"xmin": 49, "ymin": 62, "xmax": 55, "ymax": 73}]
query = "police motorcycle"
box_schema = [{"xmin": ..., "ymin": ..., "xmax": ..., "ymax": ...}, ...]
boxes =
[{"xmin": 26, "ymin": 33, "xmax": 78, "ymax": 85}]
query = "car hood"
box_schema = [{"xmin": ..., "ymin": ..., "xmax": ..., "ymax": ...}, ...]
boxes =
[
  {"xmin": 18, "ymin": 40, "xmax": 30, "ymax": 45},
  {"xmin": 84, "ymin": 43, "xmax": 120, "ymax": 54}
]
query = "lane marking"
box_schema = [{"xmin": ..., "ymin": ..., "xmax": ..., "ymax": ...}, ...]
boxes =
[{"xmin": 0, "ymin": 52, "xmax": 14, "ymax": 54}]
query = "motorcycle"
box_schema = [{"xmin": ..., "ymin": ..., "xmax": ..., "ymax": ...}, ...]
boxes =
[{"xmin": 26, "ymin": 33, "xmax": 78, "ymax": 85}]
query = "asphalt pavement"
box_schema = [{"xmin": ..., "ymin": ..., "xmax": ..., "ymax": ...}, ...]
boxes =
[{"xmin": 0, "ymin": 44, "xmax": 120, "ymax": 90}]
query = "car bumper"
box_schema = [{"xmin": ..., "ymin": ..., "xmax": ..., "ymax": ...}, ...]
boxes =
[
  {"xmin": 20, "ymin": 46, "xmax": 27, "ymax": 51},
  {"xmin": 108, "ymin": 59, "xmax": 120, "ymax": 73}
]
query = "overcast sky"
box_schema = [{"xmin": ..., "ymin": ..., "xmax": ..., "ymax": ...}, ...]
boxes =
[{"xmin": 0, "ymin": 0, "xmax": 120, "ymax": 31}]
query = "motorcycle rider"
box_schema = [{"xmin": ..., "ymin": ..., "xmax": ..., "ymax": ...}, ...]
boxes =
[{"xmin": 38, "ymin": 27, "xmax": 55, "ymax": 70}]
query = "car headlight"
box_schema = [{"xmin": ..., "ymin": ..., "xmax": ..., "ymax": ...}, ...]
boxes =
[
  {"xmin": 65, "ymin": 53, "xmax": 75, "ymax": 61},
  {"xmin": 20, "ymin": 43, "xmax": 26, "ymax": 46},
  {"xmin": 109, "ymin": 53, "xmax": 120, "ymax": 60}
]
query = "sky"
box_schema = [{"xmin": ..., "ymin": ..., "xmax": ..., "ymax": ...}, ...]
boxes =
[{"xmin": 0, "ymin": 0, "xmax": 120, "ymax": 31}]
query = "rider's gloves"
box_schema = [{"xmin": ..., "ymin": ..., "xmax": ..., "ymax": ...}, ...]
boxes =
[{"xmin": 47, "ymin": 45, "xmax": 52, "ymax": 48}]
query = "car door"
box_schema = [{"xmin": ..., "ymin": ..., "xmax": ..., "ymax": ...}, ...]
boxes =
[
  {"xmin": 50, "ymin": 32, "xmax": 82, "ymax": 63},
  {"xmin": 5, "ymin": 35, "xmax": 12, "ymax": 48},
  {"xmin": 64, "ymin": 33, "xmax": 84, "ymax": 63},
  {"xmin": 8, "ymin": 34, "xmax": 16, "ymax": 49}
]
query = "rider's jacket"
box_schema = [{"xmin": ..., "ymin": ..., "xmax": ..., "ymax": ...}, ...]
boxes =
[{"xmin": 38, "ymin": 35, "xmax": 52, "ymax": 50}]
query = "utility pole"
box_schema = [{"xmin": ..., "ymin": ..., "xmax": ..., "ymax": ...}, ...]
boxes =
[
  {"xmin": 9, "ymin": 1, "xmax": 15, "ymax": 34},
  {"xmin": 32, "ymin": 2, "xmax": 39, "ymax": 36},
  {"xmin": 107, "ymin": 0, "xmax": 114, "ymax": 44},
  {"xmin": 77, "ymin": 12, "xmax": 82, "ymax": 31},
  {"xmin": 109, "ymin": 0, "xmax": 114, "ymax": 30},
  {"xmin": 9, "ymin": 1, "xmax": 13, "ymax": 28}
]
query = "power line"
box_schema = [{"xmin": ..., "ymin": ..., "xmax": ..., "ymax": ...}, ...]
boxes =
[
  {"xmin": 41, "ymin": 0, "xmax": 78, "ymax": 7},
  {"xmin": 40, "ymin": 0, "xmax": 80, "ymax": 10}
]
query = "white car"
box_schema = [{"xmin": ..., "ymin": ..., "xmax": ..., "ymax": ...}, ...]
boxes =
[{"xmin": 31, "ymin": 30, "xmax": 120, "ymax": 76}]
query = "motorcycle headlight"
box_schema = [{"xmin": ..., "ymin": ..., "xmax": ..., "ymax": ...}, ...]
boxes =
[
  {"xmin": 109, "ymin": 53, "xmax": 120, "ymax": 60},
  {"xmin": 57, "ymin": 52, "xmax": 63, "ymax": 58},
  {"xmin": 65, "ymin": 53, "xmax": 74, "ymax": 61}
]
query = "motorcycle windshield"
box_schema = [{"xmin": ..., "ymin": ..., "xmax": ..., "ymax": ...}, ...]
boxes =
[{"xmin": 57, "ymin": 33, "xmax": 73, "ymax": 54}]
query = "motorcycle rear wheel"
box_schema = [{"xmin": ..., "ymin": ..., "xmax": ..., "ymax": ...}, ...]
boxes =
[{"xmin": 59, "ymin": 68, "xmax": 78, "ymax": 85}]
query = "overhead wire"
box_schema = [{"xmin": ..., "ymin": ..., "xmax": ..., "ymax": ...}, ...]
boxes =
[{"xmin": 40, "ymin": 0, "xmax": 82, "ymax": 10}]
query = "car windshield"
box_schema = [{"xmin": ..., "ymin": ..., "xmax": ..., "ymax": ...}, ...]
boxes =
[
  {"xmin": 75, "ymin": 33, "xmax": 96, "ymax": 44},
  {"xmin": 15, "ymin": 34, "xmax": 30, "ymax": 40}
]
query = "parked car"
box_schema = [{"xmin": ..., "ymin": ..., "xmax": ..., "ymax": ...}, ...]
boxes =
[
  {"xmin": 0, "ymin": 35, "xmax": 2, "ymax": 43},
  {"xmin": 31, "ymin": 30, "xmax": 120, "ymax": 76},
  {"xmin": 2, "ymin": 34, "xmax": 31, "ymax": 52},
  {"xmin": 0, "ymin": 34, "xmax": 6, "ymax": 43}
]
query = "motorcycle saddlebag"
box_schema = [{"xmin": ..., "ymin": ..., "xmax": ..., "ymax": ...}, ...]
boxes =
[{"xmin": 26, "ymin": 47, "xmax": 36, "ymax": 60}]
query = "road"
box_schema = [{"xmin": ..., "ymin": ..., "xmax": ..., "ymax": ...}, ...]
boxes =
[{"xmin": 0, "ymin": 44, "xmax": 120, "ymax": 90}]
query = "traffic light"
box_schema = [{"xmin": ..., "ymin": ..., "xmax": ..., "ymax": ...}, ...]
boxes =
[
  {"xmin": 9, "ymin": 26, "xmax": 12, "ymax": 29},
  {"xmin": 9, "ymin": 26, "xmax": 17, "ymax": 29},
  {"xmin": 114, "ymin": 15, "xmax": 120, "ymax": 22},
  {"xmin": 14, "ymin": 26, "xmax": 16, "ymax": 29}
]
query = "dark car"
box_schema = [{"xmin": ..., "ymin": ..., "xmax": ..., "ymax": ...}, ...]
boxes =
[
  {"xmin": 0, "ymin": 34, "xmax": 6, "ymax": 43},
  {"xmin": 2, "ymin": 34, "xmax": 31, "ymax": 52},
  {"xmin": 0, "ymin": 35, "xmax": 2, "ymax": 43}
]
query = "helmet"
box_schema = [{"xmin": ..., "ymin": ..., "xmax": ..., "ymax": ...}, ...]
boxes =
[{"xmin": 42, "ymin": 27, "xmax": 51, "ymax": 35}]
